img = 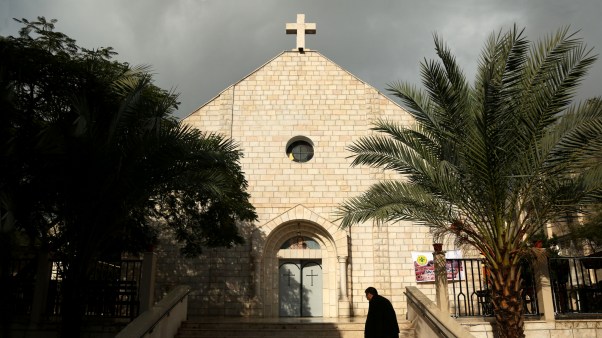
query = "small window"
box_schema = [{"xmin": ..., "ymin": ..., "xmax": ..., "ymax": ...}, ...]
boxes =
[
  {"xmin": 280, "ymin": 236, "xmax": 321, "ymax": 250},
  {"xmin": 286, "ymin": 137, "xmax": 314, "ymax": 162}
]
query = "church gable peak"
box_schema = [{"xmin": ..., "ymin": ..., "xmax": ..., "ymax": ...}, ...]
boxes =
[{"xmin": 185, "ymin": 14, "xmax": 407, "ymax": 119}]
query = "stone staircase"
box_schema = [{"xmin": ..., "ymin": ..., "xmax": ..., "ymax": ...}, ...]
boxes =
[{"xmin": 176, "ymin": 318, "xmax": 415, "ymax": 338}]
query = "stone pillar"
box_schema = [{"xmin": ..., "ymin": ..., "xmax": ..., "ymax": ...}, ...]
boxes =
[
  {"xmin": 29, "ymin": 251, "xmax": 50, "ymax": 327},
  {"xmin": 338, "ymin": 256, "xmax": 348, "ymax": 300},
  {"xmin": 534, "ymin": 254, "xmax": 555, "ymax": 321},
  {"xmin": 139, "ymin": 251, "xmax": 157, "ymax": 313},
  {"xmin": 338, "ymin": 255, "xmax": 351, "ymax": 317},
  {"xmin": 433, "ymin": 246, "xmax": 450, "ymax": 313}
]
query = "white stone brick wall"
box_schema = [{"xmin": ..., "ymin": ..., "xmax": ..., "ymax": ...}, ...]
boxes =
[{"xmin": 164, "ymin": 50, "xmax": 438, "ymax": 318}]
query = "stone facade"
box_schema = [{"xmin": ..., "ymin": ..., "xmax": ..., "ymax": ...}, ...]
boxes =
[{"xmin": 155, "ymin": 49, "xmax": 440, "ymax": 318}]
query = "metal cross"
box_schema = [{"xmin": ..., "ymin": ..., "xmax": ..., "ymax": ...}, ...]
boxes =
[
  {"xmin": 305, "ymin": 269, "xmax": 319, "ymax": 286},
  {"xmin": 283, "ymin": 270, "xmax": 295, "ymax": 286},
  {"xmin": 286, "ymin": 14, "xmax": 316, "ymax": 52}
]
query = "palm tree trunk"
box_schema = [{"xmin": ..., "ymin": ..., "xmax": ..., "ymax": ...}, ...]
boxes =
[{"xmin": 489, "ymin": 261, "xmax": 525, "ymax": 338}]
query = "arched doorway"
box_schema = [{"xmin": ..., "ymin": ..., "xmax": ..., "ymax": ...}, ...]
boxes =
[{"xmin": 254, "ymin": 205, "xmax": 350, "ymax": 318}]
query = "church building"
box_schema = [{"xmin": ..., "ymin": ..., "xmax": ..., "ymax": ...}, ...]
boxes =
[{"xmin": 156, "ymin": 14, "xmax": 437, "ymax": 319}]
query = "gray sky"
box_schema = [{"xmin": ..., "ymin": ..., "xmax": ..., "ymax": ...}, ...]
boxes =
[{"xmin": 2, "ymin": 0, "xmax": 601, "ymax": 119}]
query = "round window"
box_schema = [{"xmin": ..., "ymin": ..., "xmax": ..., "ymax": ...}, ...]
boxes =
[{"xmin": 286, "ymin": 139, "xmax": 314, "ymax": 163}]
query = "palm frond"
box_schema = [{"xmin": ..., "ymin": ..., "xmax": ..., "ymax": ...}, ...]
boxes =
[
  {"xmin": 347, "ymin": 132, "xmax": 431, "ymax": 177},
  {"xmin": 519, "ymin": 28, "xmax": 596, "ymax": 143},
  {"xmin": 387, "ymin": 82, "xmax": 438, "ymax": 129},
  {"xmin": 335, "ymin": 180, "xmax": 456, "ymax": 229},
  {"xmin": 541, "ymin": 99, "xmax": 602, "ymax": 171}
]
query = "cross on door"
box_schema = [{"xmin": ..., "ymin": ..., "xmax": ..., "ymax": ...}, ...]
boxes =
[
  {"xmin": 305, "ymin": 269, "xmax": 319, "ymax": 286},
  {"xmin": 282, "ymin": 270, "xmax": 296, "ymax": 286}
]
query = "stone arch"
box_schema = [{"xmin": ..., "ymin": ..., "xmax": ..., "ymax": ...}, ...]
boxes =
[{"xmin": 253, "ymin": 205, "xmax": 350, "ymax": 317}]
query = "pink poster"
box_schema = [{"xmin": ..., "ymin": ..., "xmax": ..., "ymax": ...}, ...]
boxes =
[{"xmin": 411, "ymin": 250, "xmax": 463, "ymax": 282}]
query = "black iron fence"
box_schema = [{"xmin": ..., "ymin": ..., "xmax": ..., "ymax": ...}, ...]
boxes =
[
  {"xmin": 5, "ymin": 257, "xmax": 142, "ymax": 320},
  {"xmin": 549, "ymin": 256, "xmax": 602, "ymax": 315},
  {"xmin": 47, "ymin": 259, "xmax": 143, "ymax": 319},
  {"xmin": 448, "ymin": 258, "xmax": 539, "ymax": 317},
  {"xmin": 5, "ymin": 257, "xmax": 37, "ymax": 316}
]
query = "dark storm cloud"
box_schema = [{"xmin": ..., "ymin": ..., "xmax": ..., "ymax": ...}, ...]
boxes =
[{"xmin": 2, "ymin": 0, "xmax": 601, "ymax": 119}]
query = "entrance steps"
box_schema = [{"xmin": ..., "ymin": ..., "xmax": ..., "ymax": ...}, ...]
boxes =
[{"xmin": 176, "ymin": 317, "xmax": 415, "ymax": 338}]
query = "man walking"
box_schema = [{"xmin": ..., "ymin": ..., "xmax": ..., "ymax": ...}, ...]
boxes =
[{"xmin": 364, "ymin": 287, "xmax": 399, "ymax": 338}]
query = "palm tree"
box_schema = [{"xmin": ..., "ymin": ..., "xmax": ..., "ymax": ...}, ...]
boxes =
[{"xmin": 336, "ymin": 26, "xmax": 602, "ymax": 338}]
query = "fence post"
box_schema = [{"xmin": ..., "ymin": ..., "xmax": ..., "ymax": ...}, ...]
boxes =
[
  {"xmin": 534, "ymin": 255, "xmax": 555, "ymax": 321},
  {"xmin": 139, "ymin": 251, "xmax": 157, "ymax": 313},
  {"xmin": 433, "ymin": 246, "xmax": 450, "ymax": 313}
]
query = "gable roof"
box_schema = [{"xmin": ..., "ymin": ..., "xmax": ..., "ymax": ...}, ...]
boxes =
[{"xmin": 184, "ymin": 50, "xmax": 403, "ymax": 119}]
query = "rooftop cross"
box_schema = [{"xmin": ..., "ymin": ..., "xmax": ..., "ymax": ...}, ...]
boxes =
[{"xmin": 286, "ymin": 14, "xmax": 316, "ymax": 52}]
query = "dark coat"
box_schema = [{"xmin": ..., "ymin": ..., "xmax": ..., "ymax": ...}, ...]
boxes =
[{"xmin": 365, "ymin": 294, "xmax": 399, "ymax": 338}]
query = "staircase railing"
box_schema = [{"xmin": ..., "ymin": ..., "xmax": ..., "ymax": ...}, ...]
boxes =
[
  {"xmin": 116, "ymin": 285, "xmax": 190, "ymax": 338},
  {"xmin": 406, "ymin": 286, "xmax": 476, "ymax": 338}
]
